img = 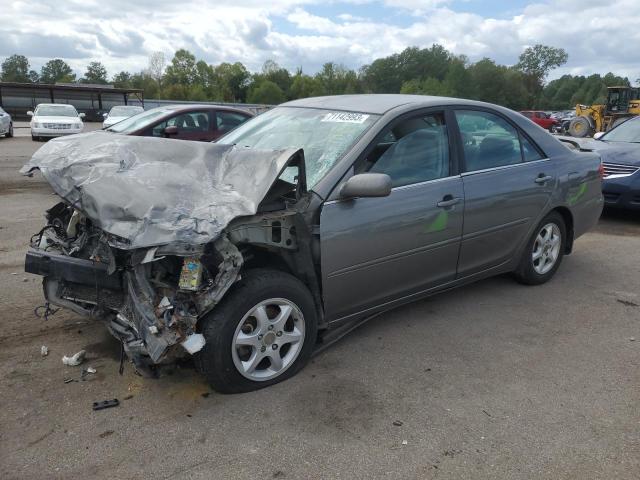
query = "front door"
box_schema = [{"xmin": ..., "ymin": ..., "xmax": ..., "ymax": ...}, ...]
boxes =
[
  {"xmin": 320, "ymin": 111, "xmax": 464, "ymax": 322},
  {"xmin": 453, "ymin": 109, "xmax": 555, "ymax": 277}
]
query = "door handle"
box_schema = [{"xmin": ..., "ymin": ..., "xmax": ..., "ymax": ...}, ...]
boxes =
[
  {"xmin": 535, "ymin": 175, "xmax": 553, "ymax": 184},
  {"xmin": 436, "ymin": 196, "xmax": 462, "ymax": 208}
]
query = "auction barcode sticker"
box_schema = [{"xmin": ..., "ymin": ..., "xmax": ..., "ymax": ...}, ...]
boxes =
[{"xmin": 321, "ymin": 112, "xmax": 370, "ymax": 124}]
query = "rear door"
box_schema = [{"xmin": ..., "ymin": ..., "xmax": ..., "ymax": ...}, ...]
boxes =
[
  {"xmin": 320, "ymin": 110, "xmax": 464, "ymax": 321},
  {"xmin": 453, "ymin": 109, "xmax": 554, "ymax": 277}
]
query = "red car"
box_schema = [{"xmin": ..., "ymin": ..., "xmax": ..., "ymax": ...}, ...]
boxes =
[
  {"xmin": 520, "ymin": 110, "xmax": 558, "ymax": 132},
  {"xmin": 104, "ymin": 104, "xmax": 253, "ymax": 141}
]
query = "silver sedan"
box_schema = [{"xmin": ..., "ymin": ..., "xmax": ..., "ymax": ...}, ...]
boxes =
[{"xmin": 0, "ymin": 106, "xmax": 13, "ymax": 138}]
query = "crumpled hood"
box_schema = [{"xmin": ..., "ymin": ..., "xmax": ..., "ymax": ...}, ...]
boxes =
[{"xmin": 21, "ymin": 131, "xmax": 301, "ymax": 249}]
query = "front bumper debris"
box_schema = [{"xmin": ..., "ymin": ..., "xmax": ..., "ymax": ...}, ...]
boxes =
[{"xmin": 25, "ymin": 250, "xmax": 122, "ymax": 290}]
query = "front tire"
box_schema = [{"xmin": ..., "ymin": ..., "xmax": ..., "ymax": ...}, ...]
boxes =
[
  {"xmin": 195, "ymin": 269, "xmax": 318, "ymax": 394},
  {"xmin": 6, "ymin": 123, "xmax": 13, "ymax": 138},
  {"xmin": 514, "ymin": 212, "xmax": 566, "ymax": 285},
  {"xmin": 568, "ymin": 116, "xmax": 593, "ymax": 138}
]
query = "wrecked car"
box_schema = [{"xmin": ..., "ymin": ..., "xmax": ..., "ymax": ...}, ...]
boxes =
[{"xmin": 22, "ymin": 95, "xmax": 604, "ymax": 393}]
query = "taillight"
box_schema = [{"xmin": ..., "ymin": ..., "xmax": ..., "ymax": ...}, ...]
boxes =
[{"xmin": 598, "ymin": 162, "xmax": 605, "ymax": 179}]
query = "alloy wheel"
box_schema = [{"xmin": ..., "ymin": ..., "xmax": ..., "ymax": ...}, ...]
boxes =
[
  {"xmin": 231, "ymin": 298, "xmax": 305, "ymax": 381},
  {"xmin": 532, "ymin": 223, "xmax": 561, "ymax": 275}
]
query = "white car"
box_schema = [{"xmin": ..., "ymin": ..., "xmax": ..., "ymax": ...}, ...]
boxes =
[
  {"xmin": 102, "ymin": 105, "xmax": 144, "ymax": 128},
  {"xmin": 0, "ymin": 106, "xmax": 13, "ymax": 138},
  {"xmin": 28, "ymin": 104, "xmax": 84, "ymax": 141}
]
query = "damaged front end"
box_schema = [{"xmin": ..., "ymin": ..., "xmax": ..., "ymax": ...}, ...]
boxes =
[
  {"xmin": 26, "ymin": 211, "xmax": 243, "ymax": 373},
  {"xmin": 22, "ymin": 132, "xmax": 312, "ymax": 375}
]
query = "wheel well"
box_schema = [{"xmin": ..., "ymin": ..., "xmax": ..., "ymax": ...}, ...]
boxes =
[
  {"xmin": 240, "ymin": 245, "xmax": 293, "ymax": 275},
  {"xmin": 551, "ymin": 206, "xmax": 574, "ymax": 254}
]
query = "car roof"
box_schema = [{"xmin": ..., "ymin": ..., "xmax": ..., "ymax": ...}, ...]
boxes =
[
  {"xmin": 146, "ymin": 104, "xmax": 253, "ymax": 115},
  {"xmin": 281, "ymin": 94, "xmax": 509, "ymax": 115},
  {"xmin": 36, "ymin": 103, "xmax": 75, "ymax": 107}
]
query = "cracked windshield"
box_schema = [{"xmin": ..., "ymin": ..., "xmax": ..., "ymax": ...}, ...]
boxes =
[{"xmin": 218, "ymin": 107, "xmax": 379, "ymax": 187}]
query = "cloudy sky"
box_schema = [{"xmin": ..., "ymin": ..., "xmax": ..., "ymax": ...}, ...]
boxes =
[{"xmin": 1, "ymin": 0, "xmax": 639, "ymax": 81}]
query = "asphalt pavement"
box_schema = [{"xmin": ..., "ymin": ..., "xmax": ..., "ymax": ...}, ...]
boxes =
[{"xmin": 0, "ymin": 135, "xmax": 638, "ymax": 479}]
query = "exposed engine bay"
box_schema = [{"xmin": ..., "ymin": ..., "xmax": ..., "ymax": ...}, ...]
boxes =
[{"xmin": 21, "ymin": 132, "xmax": 322, "ymax": 375}]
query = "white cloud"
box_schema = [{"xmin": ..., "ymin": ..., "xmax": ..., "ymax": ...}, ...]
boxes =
[{"xmin": 0, "ymin": 0, "xmax": 638, "ymax": 82}]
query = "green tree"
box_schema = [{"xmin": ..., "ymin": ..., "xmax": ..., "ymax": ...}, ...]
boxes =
[
  {"xmin": 194, "ymin": 60, "xmax": 219, "ymax": 99},
  {"xmin": 130, "ymin": 72, "xmax": 159, "ymax": 98},
  {"xmin": 247, "ymin": 80, "xmax": 286, "ymax": 104},
  {"xmin": 164, "ymin": 49, "xmax": 197, "ymax": 86},
  {"xmin": 290, "ymin": 73, "xmax": 324, "ymax": 99},
  {"xmin": 400, "ymin": 77, "xmax": 449, "ymax": 96},
  {"xmin": 82, "ymin": 61, "xmax": 108, "ymax": 84},
  {"xmin": 1, "ymin": 54, "xmax": 31, "ymax": 82},
  {"xmin": 468, "ymin": 58, "xmax": 507, "ymax": 105},
  {"xmin": 261, "ymin": 60, "xmax": 292, "ymax": 97},
  {"xmin": 40, "ymin": 59, "xmax": 76, "ymax": 84},
  {"xmin": 213, "ymin": 62, "xmax": 250, "ymax": 102},
  {"xmin": 515, "ymin": 44, "xmax": 568, "ymax": 104},
  {"xmin": 442, "ymin": 56, "xmax": 473, "ymax": 98},
  {"xmin": 112, "ymin": 71, "xmax": 132, "ymax": 88},
  {"xmin": 315, "ymin": 62, "xmax": 359, "ymax": 95}
]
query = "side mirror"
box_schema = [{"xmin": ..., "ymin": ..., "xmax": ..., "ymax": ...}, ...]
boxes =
[
  {"xmin": 164, "ymin": 125, "xmax": 179, "ymax": 136},
  {"xmin": 78, "ymin": 113, "xmax": 85, "ymax": 119},
  {"xmin": 27, "ymin": 111, "xmax": 34, "ymax": 116},
  {"xmin": 340, "ymin": 173, "xmax": 392, "ymax": 199},
  {"xmin": 103, "ymin": 113, "xmax": 108, "ymax": 118},
  {"xmin": 593, "ymin": 131, "xmax": 605, "ymax": 140}
]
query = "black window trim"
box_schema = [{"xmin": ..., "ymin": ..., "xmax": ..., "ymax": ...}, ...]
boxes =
[{"xmin": 451, "ymin": 106, "xmax": 548, "ymax": 175}]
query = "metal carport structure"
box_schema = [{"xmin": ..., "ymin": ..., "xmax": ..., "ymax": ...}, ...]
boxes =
[{"xmin": 0, "ymin": 82, "xmax": 144, "ymax": 121}]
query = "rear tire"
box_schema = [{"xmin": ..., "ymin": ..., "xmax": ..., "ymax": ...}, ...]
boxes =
[
  {"xmin": 195, "ymin": 269, "xmax": 318, "ymax": 394},
  {"xmin": 514, "ymin": 212, "xmax": 566, "ymax": 285}
]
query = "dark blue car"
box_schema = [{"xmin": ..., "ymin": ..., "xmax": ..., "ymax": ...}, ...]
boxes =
[
  {"xmin": 566, "ymin": 117, "xmax": 640, "ymax": 210},
  {"xmin": 598, "ymin": 118, "xmax": 640, "ymax": 209}
]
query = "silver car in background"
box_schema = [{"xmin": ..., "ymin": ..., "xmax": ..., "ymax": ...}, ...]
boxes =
[
  {"xmin": 0, "ymin": 106, "xmax": 13, "ymax": 138},
  {"xmin": 22, "ymin": 95, "xmax": 604, "ymax": 394},
  {"xmin": 102, "ymin": 105, "xmax": 145, "ymax": 128}
]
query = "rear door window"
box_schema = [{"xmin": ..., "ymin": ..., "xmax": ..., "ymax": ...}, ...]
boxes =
[{"xmin": 455, "ymin": 110, "xmax": 543, "ymax": 172}]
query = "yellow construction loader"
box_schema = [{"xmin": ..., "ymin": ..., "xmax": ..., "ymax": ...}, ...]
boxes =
[{"xmin": 568, "ymin": 86, "xmax": 640, "ymax": 137}]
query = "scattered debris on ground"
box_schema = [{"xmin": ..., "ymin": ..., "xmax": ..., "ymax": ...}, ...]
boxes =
[
  {"xmin": 62, "ymin": 350, "xmax": 86, "ymax": 366},
  {"xmin": 617, "ymin": 299, "xmax": 639, "ymax": 307},
  {"xmin": 99, "ymin": 430, "xmax": 114, "ymax": 438},
  {"xmin": 40, "ymin": 345, "xmax": 48, "ymax": 356},
  {"xmin": 93, "ymin": 399, "xmax": 119, "ymax": 411},
  {"xmin": 393, "ymin": 420, "xmax": 403, "ymax": 426}
]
